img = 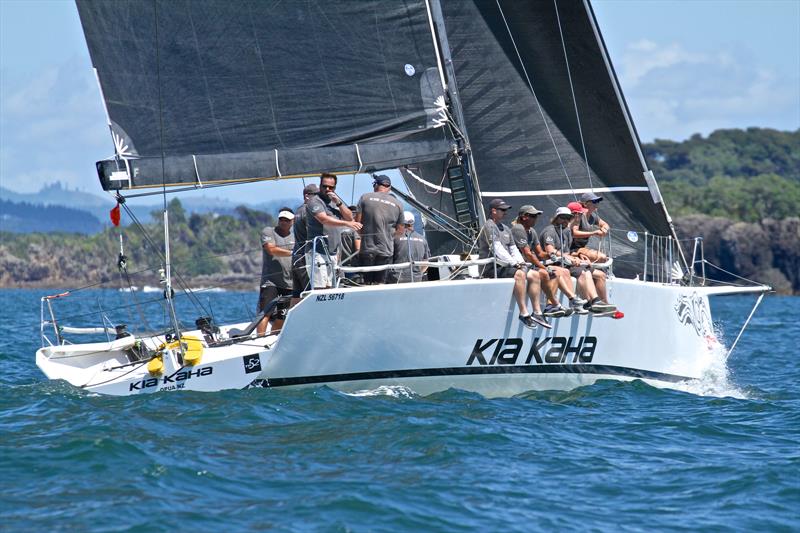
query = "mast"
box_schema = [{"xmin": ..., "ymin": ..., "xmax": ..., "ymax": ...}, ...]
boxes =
[{"xmin": 427, "ymin": 0, "xmax": 485, "ymax": 227}]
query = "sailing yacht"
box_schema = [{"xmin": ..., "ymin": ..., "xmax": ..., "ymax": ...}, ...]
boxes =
[{"xmin": 36, "ymin": 0, "xmax": 768, "ymax": 397}]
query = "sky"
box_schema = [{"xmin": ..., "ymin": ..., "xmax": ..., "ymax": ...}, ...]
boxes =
[{"xmin": 1, "ymin": 0, "xmax": 798, "ymax": 203}]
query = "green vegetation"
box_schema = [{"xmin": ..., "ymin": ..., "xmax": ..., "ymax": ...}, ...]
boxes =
[
  {"xmin": 0, "ymin": 198, "xmax": 271, "ymax": 283},
  {"xmin": 644, "ymin": 128, "xmax": 800, "ymax": 222}
]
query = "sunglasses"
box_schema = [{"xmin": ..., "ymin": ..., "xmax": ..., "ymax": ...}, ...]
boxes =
[{"xmin": 320, "ymin": 184, "xmax": 336, "ymax": 190}]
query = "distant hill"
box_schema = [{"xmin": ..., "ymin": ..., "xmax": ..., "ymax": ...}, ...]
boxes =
[
  {"xmin": 0, "ymin": 199, "xmax": 103, "ymax": 234},
  {"xmin": 0, "ymin": 182, "xmax": 294, "ymax": 233}
]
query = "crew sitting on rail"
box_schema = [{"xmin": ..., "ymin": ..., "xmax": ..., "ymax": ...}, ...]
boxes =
[
  {"xmin": 478, "ymin": 198, "xmax": 551, "ymax": 330},
  {"xmin": 511, "ymin": 204, "xmax": 586, "ymax": 317},
  {"xmin": 540, "ymin": 206, "xmax": 615, "ymax": 314},
  {"xmin": 570, "ymin": 192, "xmax": 610, "ymax": 263},
  {"xmin": 389, "ymin": 211, "xmax": 430, "ymax": 283}
]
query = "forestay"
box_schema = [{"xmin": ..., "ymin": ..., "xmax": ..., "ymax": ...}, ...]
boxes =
[{"xmin": 77, "ymin": 0, "xmax": 452, "ymax": 190}]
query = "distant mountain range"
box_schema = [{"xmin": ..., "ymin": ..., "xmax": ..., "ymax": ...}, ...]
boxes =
[{"xmin": 0, "ymin": 182, "xmax": 293, "ymax": 234}]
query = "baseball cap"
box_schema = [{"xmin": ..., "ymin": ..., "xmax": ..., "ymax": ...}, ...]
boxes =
[
  {"xmin": 567, "ymin": 201, "xmax": 588, "ymax": 214},
  {"xmin": 554, "ymin": 207, "xmax": 572, "ymax": 218},
  {"xmin": 403, "ymin": 211, "xmax": 415, "ymax": 225},
  {"xmin": 278, "ymin": 210, "xmax": 295, "ymax": 220},
  {"xmin": 303, "ymin": 183, "xmax": 319, "ymax": 194},
  {"xmin": 489, "ymin": 198, "xmax": 511, "ymax": 210},
  {"xmin": 518, "ymin": 204, "xmax": 543, "ymax": 216},
  {"xmin": 580, "ymin": 192, "xmax": 603, "ymax": 203},
  {"xmin": 373, "ymin": 174, "xmax": 391, "ymax": 187}
]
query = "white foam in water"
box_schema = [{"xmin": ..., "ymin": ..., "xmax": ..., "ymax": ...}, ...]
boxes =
[
  {"xmin": 673, "ymin": 323, "xmax": 749, "ymax": 399},
  {"xmin": 345, "ymin": 385, "xmax": 417, "ymax": 399}
]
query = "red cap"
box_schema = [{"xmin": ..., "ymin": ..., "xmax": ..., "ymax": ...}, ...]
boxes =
[{"xmin": 567, "ymin": 201, "xmax": 587, "ymax": 214}]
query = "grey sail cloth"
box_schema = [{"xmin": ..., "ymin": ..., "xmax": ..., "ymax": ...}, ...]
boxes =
[
  {"xmin": 402, "ymin": 0, "xmax": 677, "ymax": 278},
  {"xmin": 77, "ymin": 0, "xmax": 451, "ymax": 190}
]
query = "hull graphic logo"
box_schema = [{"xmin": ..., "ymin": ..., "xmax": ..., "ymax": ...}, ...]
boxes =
[
  {"xmin": 467, "ymin": 336, "xmax": 597, "ymax": 366},
  {"xmin": 674, "ymin": 292, "xmax": 712, "ymax": 337},
  {"xmin": 243, "ymin": 354, "xmax": 262, "ymax": 374}
]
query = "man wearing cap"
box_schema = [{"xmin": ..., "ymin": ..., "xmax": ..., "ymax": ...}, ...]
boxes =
[
  {"xmin": 390, "ymin": 211, "xmax": 430, "ymax": 283},
  {"xmin": 306, "ymin": 173, "xmax": 362, "ymax": 288},
  {"xmin": 540, "ymin": 206, "xmax": 615, "ymax": 314},
  {"xmin": 356, "ymin": 174, "xmax": 405, "ymax": 284},
  {"xmin": 256, "ymin": 207, "xmax": 296, "ymax": 335},
  {"xmin": 291, "ymin": 183, "xmax": 318, "ymax": 297},
  {"xmin": 478, "ymin": 198, "xmax": 551, "ymax": 329},
  {"xmin": 511, "ymin": 204, "xmax": 586, "ymax": 317},
  {"xmin": 571, "ymin": 192, "xmax": 610, "ymax": 263}
]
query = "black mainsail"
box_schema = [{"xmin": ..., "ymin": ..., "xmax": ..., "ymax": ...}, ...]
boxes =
[{"xmin": 77, "ymin": 0, "xmax": 453, "ymax": 190}]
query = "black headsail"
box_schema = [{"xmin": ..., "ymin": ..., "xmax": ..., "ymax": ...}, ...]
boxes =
[
  {"xmin": 77, "ymin": 0, "xmax": 452, "ymax": 191},
  {"xmin": 404, "ymin": 0, "xmax": 684, "ymax": 277}
]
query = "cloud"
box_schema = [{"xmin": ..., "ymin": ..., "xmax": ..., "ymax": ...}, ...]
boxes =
[
  {"xmin": 615, "ymin": 40, "xmax": 800, "ymax": 141},
  {"xmin": 0, "ymin": 55, "xmax": 109, "ymax": 193}
]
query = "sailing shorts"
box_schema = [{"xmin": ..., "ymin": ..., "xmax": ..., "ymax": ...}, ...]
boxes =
[
  {"xmin": 305, "ymin": 251, "xmax": 338, "ymax": 289},
  {"xmin": 258, "ymin": 285, "xmax": 292, "ymax": 320}
]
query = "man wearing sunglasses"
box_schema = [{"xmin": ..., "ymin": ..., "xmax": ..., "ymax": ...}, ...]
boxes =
[
  {"xmin": 571, "ymin": 192, "xmax": 610, "ymax": 263},
  {"xmin": 540, "ymin": 207, "xmax": 615, "ymax": 313},
  {"xmin": 478, "ymin": 198, "xmax": 552, "ymax": 330},
  {"xmin": 356, "ymin": 174, "xmax": 405, "ymax": 284},
  {"xmin": 306, "ymin": 173, "xmax": 362, "ymax": 288}
]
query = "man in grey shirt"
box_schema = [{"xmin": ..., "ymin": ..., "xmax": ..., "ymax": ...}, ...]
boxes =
[
  {"xmin": 306, "ymin": 173, "xmax": 361, "ymax": 288},
  {"xmin": 478, "ymin": 198, "xmax": 551, "ymax": 329},
  {"xmin": 257, "ymin": 207, "xmax": 295, "ymax": 335},
  {"xmin": 291, "ymin": 183, "xmax": 318, "ymax": 297},
  {"xmin": 390, "ymin": 211, "xmax": 430, "ymax": 283},
  {"xmin": 356, "ymin": 174, "xmax": 404, "ymax": 284}
]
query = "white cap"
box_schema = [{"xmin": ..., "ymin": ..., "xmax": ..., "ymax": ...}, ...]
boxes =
[
  {"xmin": 553, "ymin": 207, "xmax": 572, "ymax": 218},
  {"xmin": 278, "ymin": 210, "xmax": 295, "ymax": 220},
  {"xmin": 403, "ymin": 211, "xmax": 415, "ymax": 225}
]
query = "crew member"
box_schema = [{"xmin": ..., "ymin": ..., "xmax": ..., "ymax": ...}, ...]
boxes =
[
  {"xmin": 540, "ymin": 206, "xmax": 615, "ymax": 314},
  {"xmin": 291, "ymin": 183, "xmax": 318, "ymax": 298},
  {"xmin": 356, "ymin": 174, "xmax": 404, "ymax": 284},
  {"xmin": 511, "ymin": 204, "xmax": 585, "ymax": 317},
  {"xmin": 478, "ymin": 198, "xmax": 551, "ymax": 329},
  {"xmin": 306, "ymin": 173, "xmax": 361, "ymax": 288},
  {"xmin": 571, "ymin": 192, "xmax": 610, "ymax": 262},
  {"xmin": 257, "ymin": 207, "xmax": 295, "ymax": 335},
  {"xmin": 390, "ymin": 211, "xmax": 430, "ymax": 283}
]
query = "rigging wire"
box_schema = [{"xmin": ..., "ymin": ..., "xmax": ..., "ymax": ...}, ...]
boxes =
[
  {"xmin": 494, "ymin": 0, "xmax": 579, "ymax": 203},
  {"xmin": 553, "ymin": 0, "xmax": 593, "ymax": 190}
]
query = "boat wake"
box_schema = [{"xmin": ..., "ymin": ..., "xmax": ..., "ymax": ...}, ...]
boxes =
[
  {"xmin": 674, "ymin": 325, "xmax": 748, "ymax": 399},
  {"xmin": 344, "ymin": 385, "xmax": 418, "ymax": 399}
]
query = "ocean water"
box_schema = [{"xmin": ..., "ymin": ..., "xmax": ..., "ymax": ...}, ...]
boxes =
[{"xmin": 0, "ymin": 288, "xmax": 798, "ymax": 531}]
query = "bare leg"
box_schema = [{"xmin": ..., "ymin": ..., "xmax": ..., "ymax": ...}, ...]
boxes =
[
  {"xmin": 593, "ymin": 270, "xmax": 609, "ymax": 302},
  {"xmin": 577, "ymin": 270, "xmax": 598, "ymax": 301},
  {"xmin": 513, "ymin": 269, "xmax": 530, "ymax": 317},
  {"xmin": 256, "ymin": 314, "xmax": 272, "ymax": 336},
  {"xmin": 526, "ymin": 269, "xmax": 543, "ymax": 314},
  {"xmin": 556, "ymin": 268, "xmax": 576, "ymax": 299},
  {"xmin": 538, "ymin": 269, "xmax": 559, "ymax": 305}
]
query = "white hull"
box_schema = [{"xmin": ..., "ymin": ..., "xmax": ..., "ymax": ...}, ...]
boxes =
[
  {"xmin": 36, "ymin": 278, "xmax": 735, "ymax": 397},
  {"xmin": 258, "ymin": 278, "xmax": 723, "ymax": 397}
]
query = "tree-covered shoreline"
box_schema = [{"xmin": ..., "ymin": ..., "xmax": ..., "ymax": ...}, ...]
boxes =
[{"xmin": 1, "ymin": 128, "xmax": 797, "ymax": 293}]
